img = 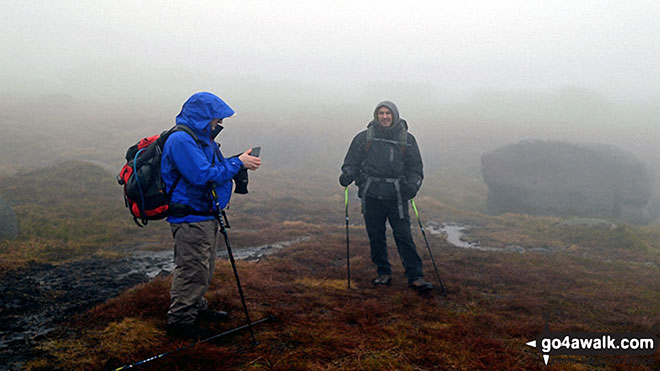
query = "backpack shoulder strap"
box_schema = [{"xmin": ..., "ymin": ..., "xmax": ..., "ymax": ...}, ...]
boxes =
[
  {"xmin": 364, "ymin": 125, "xmax": 409, "ymax": 155},
  {"xmin": 173, "ymin": 124, "xmax": 202, "ymax": 146},
  {"xmin": 399, "ymin": 125, "xmax": 409, "ymax": 156},
  {"xmin": 161, "ymin": 125, "xmax": 203, "ymax": 199},
  {"xmin": 364, "ymin": 126, "xmax": 376, "ymax": 154}
]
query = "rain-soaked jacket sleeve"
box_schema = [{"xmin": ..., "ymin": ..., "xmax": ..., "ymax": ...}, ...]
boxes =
[
  {"xmin": 340, "ymin": 132, "xmax": 366, "ymax": 185},
  {"xmin": 404, "ymin": 134, "xmax": 423, "ymax": 192},
  {"xmin": 167, "ymin": 133, "xmax": 243, "ymax": 186}
]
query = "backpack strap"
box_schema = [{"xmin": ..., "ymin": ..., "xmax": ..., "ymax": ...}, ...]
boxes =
[
  {"xmin": 163, "ymin": 124, "xmax": 205, "ymax": 198},
  {"xmin": 165, "ymin": 125, "xmax": 222, "ymax": 218},
  {"xmin": 364, "ymin": 125, "xmax": 376, "ymax": 154},
  {"xmin": 168, "ymin": 203, "xmax": 214, "ymax": 218},
  {"xmin": 173, "ymin": 124, "xmax": 202, "ymax": 146},
  {"xmin": 363, "ymin": 124, "xmax": 409, "ymax": 155},
  {"xmin": 360, "ymin": 176, "xmax": 406, "ymax": 219},
  {"xmin": 399, "ymin": 125, "xmax": 408, "ymax": 156}
]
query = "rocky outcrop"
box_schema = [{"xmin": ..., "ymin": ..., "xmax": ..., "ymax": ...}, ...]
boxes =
[
  {"xmin": 0, "ymin": 198, "xmax": 18, "ymax": 240},
  {"xmin": 481, "ymin": 140, "xmax": 654, "ymax": 223}
]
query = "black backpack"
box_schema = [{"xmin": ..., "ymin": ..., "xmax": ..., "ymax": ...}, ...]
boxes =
[
  {"xmin": 117, "ymin": 125, "xmax": 200, "ymax": 227},
  {"xmin": 364, "ymin": 120, "xmax": 409, "ymax": 156}
]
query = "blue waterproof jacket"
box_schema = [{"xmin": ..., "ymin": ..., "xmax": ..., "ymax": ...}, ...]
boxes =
[{"xmin": 161, "ymin": 92, "xmax": 244, "ymax": 223}]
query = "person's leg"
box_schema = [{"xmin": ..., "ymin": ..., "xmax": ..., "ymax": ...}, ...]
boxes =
[
  {"xmin": 196, "ymin": 219, "xmax": 218, "ymax": 311},
  {"xmin": 387, "ymin": 201, "xmax": 424, "ymax": 283},
  {"xmin": 363, "ymin": 197, "xmax": 391, "ymax": 277},
  {"xmin": 168, "ymin": 220, "xmax": 217, "ymax": 325},
  {"xmin": 195, "ymin": 220, "xmax": 228, "ymax": 321}
]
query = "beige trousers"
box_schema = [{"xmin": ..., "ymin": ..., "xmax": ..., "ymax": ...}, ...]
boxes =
[{"xmin": 167, "ymin": 219, "xmax": 218, "ymax": 325}]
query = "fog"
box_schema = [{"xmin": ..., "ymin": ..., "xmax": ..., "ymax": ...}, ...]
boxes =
[{"xmin": 2, "ymin": 1, "xmax": 660, "ymax": 185}]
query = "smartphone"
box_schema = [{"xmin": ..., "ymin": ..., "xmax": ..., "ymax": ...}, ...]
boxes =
[
  {"xmin": 250, "ymin": 146, "xmax": 261, "ymax": 157},
  {"xmin": 210, "ymin": 124, "xmax": 223, "ymax": 140}
]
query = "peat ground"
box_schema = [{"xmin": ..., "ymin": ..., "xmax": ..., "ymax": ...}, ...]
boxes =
[{"xmin": 20, "ymin": 223, "xmax": 660, "ymax": 370}]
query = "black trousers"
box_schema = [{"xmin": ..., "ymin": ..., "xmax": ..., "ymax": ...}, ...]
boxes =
[{"xmin": 363, "ymin": 196, "xmax": 424, "ymax": 282}]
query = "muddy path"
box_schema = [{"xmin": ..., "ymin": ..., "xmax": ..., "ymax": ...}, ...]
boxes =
[
  {"xmin": 0, "ymin": 238, "xmax": 307, "ymax": 370},
  {"xmin": 0, "ymin": 258, "xmax": 150, "ymax": 370}
]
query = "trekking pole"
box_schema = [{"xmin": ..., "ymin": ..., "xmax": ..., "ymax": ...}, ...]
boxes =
[
  {"xmin": 111, "ymin": 316, "xmax": 274, "ymax": 370},
  {"xmin": 411, "ymin": 200, "xmax": 447, "ymax": 296},
  {"xmin": 344, "ymin": 187, "xmax": 351, "ymax": 289},
  {"xmin": 210, "ymin": 185, "xmax": 258, "ymax": 345}
]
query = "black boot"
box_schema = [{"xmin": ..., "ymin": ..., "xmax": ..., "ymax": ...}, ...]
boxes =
[
  {"xmin": 167, "ymin": 323, "xmax": 211, "ymax": 340},
  {"xmin": 409, "ymin": 277, "xmax": 433, "ymax": 291},
  {"xmin": 197, "ymin": 309, "xmax": 229, "ymax": 323}
]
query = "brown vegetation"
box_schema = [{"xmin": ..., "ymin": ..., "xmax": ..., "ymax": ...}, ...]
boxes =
[{"xmin": 29, "ymin": 220, "xmax": 660, "ymax": 370}]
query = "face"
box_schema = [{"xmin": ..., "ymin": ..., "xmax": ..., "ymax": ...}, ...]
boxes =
[
  {"xmin": 377, "ymin": 107, "xmax": 393, "ymax": 127},
  {"xmin": 209, "ymin": 118, "xmax": 223, "ymax": 130}
]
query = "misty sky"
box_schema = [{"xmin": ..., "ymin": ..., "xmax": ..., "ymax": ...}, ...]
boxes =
[{"xmin": 3, "ymin": 0, "xmax": 660, "ymax": 106}]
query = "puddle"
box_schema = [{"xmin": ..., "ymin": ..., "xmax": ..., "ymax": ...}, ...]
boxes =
[
  {"xmin": 427, "ymin": 223, "xmax": 477, "ymax": 249},
  {"xmin": 219, "ymin": 237, "xmax": 310, "ymax": 260},
  {"xmin": 428, "ymin": 222, "xmax": 554, "ymax": 253},
  {"xmin": 130, "ymin": 237, "xmax": 310, "ymax": 278}
]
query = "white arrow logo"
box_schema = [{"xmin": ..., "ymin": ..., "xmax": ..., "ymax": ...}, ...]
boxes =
[{"xmin": 526, "ymin": 340, "xmax": 550, "ymax": 365}]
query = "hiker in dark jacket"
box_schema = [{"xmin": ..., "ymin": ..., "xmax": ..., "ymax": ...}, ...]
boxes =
[
  {"xmin": 340, "ymin": 101, "xmax": 433, "ymax": 291},
  {"xmin": 161, "ymin": 92, "xmax": 261, "ymax": 339}
]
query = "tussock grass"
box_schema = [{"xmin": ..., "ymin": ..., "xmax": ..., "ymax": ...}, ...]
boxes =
[
  {"xmin": 0, "ymin": 160, "xmax": 169, "ymax": 271},
  {"xmin": 26, "ymin": 318, "xmax": 164, "ymax": 371}
]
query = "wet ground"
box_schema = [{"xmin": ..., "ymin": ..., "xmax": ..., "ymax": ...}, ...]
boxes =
[
  {"xmin": 0, "ymin": 258, "xmax": 148, "ymax": 370},
  {"xmin": 0, "ymin": 238, "xmax": 307, "ymax": 370},
  {"xmin": 429, "ymin": 222, "xmax": 556, "ymax": 253}
]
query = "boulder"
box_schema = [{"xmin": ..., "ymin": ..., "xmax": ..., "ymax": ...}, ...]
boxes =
[
  {"xmin": 554, "ymin": 218, "xmax": 617, "ymax": 230},
  {"xmin": 0, "ymin": 197, "xmax": 18, "ymax": 239},
  {"xmin": 481, "ymin": 140, "xmax": 653, "ymax": 223}
]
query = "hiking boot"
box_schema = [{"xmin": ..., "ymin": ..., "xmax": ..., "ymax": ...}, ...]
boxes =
[
  {"xmin": 167, "ymin": 323, "xmax": 211, "ymax": 340},
  {"xmin": 373, "ymin": 274, "xmax": 392, "ymax": 286},
  {"xmin": 409, "ymin": 278, "xmax": 433, "ymax": 291},
  {"xmin": 197, "ymin": 309, "xmax": 229, "ymax": 323}
]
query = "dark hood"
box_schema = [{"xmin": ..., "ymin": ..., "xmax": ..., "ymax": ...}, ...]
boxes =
[{"xmin": 368, "ymin": 100, "xmax": 407, "ymax": 131}]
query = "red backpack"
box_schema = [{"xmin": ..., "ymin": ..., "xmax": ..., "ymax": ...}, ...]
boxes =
[{"xmin": 117, "ymin": 125, "xmax": 199, "ymax": 227}]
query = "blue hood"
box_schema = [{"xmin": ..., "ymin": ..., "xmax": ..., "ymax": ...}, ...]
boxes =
[
  {"xmin": 162, "ymin": 92, "xmax": 243, "ymax": 223},
  {"xmin": 175, "ymin": 92, "xmax": 235, "ymax": 136}
]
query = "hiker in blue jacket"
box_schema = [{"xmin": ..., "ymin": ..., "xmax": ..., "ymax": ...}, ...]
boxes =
[{"xmin": 161, "ymin": 92, "xmax": 261, "ymax": 339}]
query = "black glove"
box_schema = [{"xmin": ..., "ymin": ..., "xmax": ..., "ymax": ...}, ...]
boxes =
[
  {"xmin": 233, "ymin": 168, "xmax": 249, "ymax": 194},
  {"xmin": 401, "ymin": 180, "xmax": 419, "ymax": 200},
  {"xmin": 339, "ymin": 172, "xmax": 354, "ymax": 187}
]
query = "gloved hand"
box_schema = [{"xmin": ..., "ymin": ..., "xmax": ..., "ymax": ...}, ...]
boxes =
[
  {"xmin": 339, "ymin": 172, "xmax": 354, "ymax": 187},
  {"xmin": 401, "ymin": 180, "xmax": 419, "ymax": 200}
]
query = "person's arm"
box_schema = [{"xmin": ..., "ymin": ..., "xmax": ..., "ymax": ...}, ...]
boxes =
[
  {"xmin": 340, "ymin": 132, "xmax": 365, "ymax": 186},
  {"xmin": 403, "ymin": 134, "xmax": 423, "ymax": 198},
  {"xmin": 168, "ymin": 134, "xmax": 242, "ymax": 186}
]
